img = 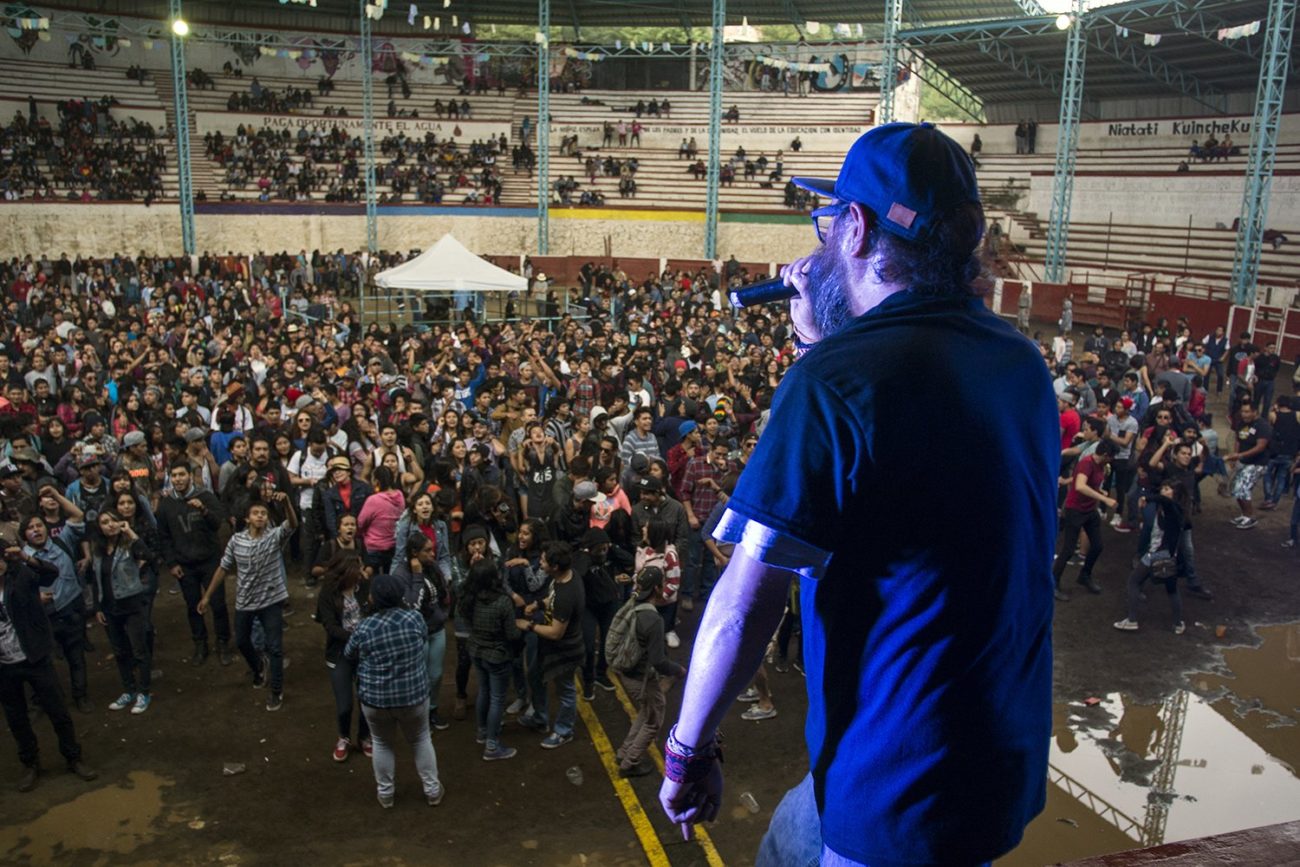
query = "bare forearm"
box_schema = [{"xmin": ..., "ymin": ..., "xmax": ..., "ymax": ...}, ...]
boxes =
[{"xmin": 673, "ymin": 548, "xmax": 791, "ymax": 748}]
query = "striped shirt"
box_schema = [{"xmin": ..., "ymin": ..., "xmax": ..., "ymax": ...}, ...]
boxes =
[{"xmin": 219, "ymin": 522, "xmax": 291, "ymax": 611}]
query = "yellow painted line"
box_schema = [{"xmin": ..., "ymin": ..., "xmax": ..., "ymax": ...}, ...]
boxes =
[
  {"xmin": 550, "ymin": 207, "xmax": 707, "ymax": 223},
  {"xmin": 575, "ymin": 677, "xmax": 673, "ymax": 867},
  {"xmin": 610, "ymin": 676, "xmax": 728, "ymax": 867}
]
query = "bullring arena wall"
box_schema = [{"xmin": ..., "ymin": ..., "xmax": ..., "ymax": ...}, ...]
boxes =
[{"xmin": 0, "ymin": 204, "xmax": 811, "ymax": 267}]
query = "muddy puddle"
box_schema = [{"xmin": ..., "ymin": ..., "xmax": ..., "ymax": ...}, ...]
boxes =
[
  {"xmin": 1000, "ymin": 622, "xmax": 1300, "ymax": 865},
  {"xmin": 0, "ymin": 770, "xmax": 174, "ymax": 864}
]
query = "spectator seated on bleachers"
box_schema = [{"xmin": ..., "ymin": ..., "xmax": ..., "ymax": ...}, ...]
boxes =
[
  {"xmin": 0, "ymin": 102, "xmax": 164, "ymax": 203},
  {"xmin": 688, "ymin": 160, "xmax": 705, "ymax": 180},
  {"xmin": 125, "ymin": 65, "xmax": 150, "ymax": 86},
  {"xmin": 725, "ymin": 104, "xmax": 740, "ymax": 123},
  {"xmin": 188, "ymin": 68, "xmax": 216, "ymax": 91},
  {"xmin": 226, "ymin": 79, "xmax": 314, "ymax": 114}
]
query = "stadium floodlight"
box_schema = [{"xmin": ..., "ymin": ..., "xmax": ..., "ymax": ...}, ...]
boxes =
[
  {"xmin": 171, "ymin": 18, "xmax": 190, "ymax": 36},
  {"xmin": 1055, "ymin": 13, "xmax": 1073, "ymax": 30}
]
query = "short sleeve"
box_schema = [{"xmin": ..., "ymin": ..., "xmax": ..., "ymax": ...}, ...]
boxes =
[
  {"xmin": 219, "ymin": 535, "xmax": 237, "ymax": 573},
  {"xmin": 722, "ymin": 364, "xmax": 867, "ymax": 556}
]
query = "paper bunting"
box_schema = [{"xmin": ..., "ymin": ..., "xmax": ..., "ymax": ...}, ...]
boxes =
[
  {"xmin": 563, "ymin": 47, "xmax": 606, "ymax": 61},
  {"xmin": 1143, "ymin": 32, "xmax": 1161, "ymax": 46},
  {"xmin": 757, "ymin": 55, "xmax": 831, "ymax": 73},
  {"xmin": 1218, "ymin": 20, "xmax": 1261, "ymax": 41}
]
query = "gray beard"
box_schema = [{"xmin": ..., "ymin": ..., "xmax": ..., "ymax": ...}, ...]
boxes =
[{"xmin": 804, "ymin": 246, "xmax": 855, "ymax": 340}]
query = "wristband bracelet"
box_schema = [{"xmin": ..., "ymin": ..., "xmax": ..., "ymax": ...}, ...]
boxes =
[{"xmin": 664, "ymin": 725, "xmax": 723, "ymax": 784}]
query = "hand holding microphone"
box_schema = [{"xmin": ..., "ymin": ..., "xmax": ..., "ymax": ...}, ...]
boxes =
[{"xmin": 731, "ymin": 256, "xmax": 821, "ymax": 349}]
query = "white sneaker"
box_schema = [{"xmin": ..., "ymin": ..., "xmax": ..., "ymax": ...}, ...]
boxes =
[
  {"xmin": 1113, "ymin": 619, "xmax": 1139, "ymax": 632},
  {"xmin": 1109, "ymin": 514, "xmax": 1122, "ymax": 528},
  {"xmin": 665, "ymin": 630, "xmax": 681, "ymax": 649},
  {"xmin": 108, "ymin": 692, "xmax": 135, "ymax": 711},
  {"xmin": 1237, "ymin": 518, "xmax": 1258, "ymax": 530},
  {"xmin": 736, "ymin": 686, "xmax": 760, "ymax": 703},
  {"xmin": 1173, "ymin": 622, "xmax": 1186, "ymax": 635},
  {"xmin": 1283, "ymin": 539, "xmax": 1296, "ymax": 549},
  {"xmin": 1230, "ymin": 516, "xmax": 1249, "ymax": 526},
  {"xmin": 505, "ymin": 697, "xmax": 527, "ymax": 715}
]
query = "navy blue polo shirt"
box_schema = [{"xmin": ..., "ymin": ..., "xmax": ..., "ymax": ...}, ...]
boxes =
[{"xmin": 719, "ymin": 290, "xmax": 1057, "ymax": 865}]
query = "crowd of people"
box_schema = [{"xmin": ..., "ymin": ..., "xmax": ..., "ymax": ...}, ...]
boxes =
[
  {"xmin": 1043, "ymin": 315, "xmax": 1296, "ymax": 633},
  {"xmin": 0, "ymin": 246, "xmax": 801, "ymax": 801},
  {"xmin": 0, "ymin": 240, "xmax": 1291, "ymax": 809},
  {"xmin": 1, "ymin": 101, "xmax": 165, "ymax": 204},
  {"xmin": 204, "ymin": 125, "xmax": 508, "ymax": 205}
]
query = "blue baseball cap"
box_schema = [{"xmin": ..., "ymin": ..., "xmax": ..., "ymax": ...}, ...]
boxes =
[{"xmin": 791, "ymin": 122, "xmax": 980, "ymax": 242}]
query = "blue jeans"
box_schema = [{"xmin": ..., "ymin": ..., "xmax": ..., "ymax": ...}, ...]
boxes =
[
  {"xmin": 473, "ymin": 657, "xmax": 512, "ymax": 748},
  {"xmin": 528, "ymin": 667, "xmax": 578, "ymax": 737},
  {"xmin": 424, "ymin": 629, "xmax": 446, "ymax": 714},
  {"xmin": 683, "ymin": 530, "xmax": 718, "ymax": 601},
  {"xmin": 758, "ymin": 773, "xmax": 993, "ymax": 867},
  {"xmin": 1290, "ymin": 496, "xmax": 1300, "ymax": 544},
  {"xmin": 1176, "ymin": 530, "xmax": 1203, "ymax": 589},
  {"xmin": 235, "ymin": 602, "xmax": 284, "ymax": 693},
  {"xmin": 1263, "ymin": 455, "xmax": 1294, "ymax": 505}
]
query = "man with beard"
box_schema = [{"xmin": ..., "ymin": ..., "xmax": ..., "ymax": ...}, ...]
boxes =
[{"xmin": 659, "ymin": 124, "xmax": 1058, "ymax": 867}]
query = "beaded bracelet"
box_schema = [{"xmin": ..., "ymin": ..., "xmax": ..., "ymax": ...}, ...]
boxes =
[{"xmin": 663, "ymin": 725, "xmax": 723, "ymax": 784}]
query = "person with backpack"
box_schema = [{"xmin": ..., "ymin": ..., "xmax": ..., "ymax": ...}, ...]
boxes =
[{"xmin": 609, "ymin": 565, "xmax": 685, "ymax": 777}]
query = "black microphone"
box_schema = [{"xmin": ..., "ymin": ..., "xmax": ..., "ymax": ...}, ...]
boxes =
[{"xmin": 728, "ymin": 277, "xmax": 797, "ymax": 309}]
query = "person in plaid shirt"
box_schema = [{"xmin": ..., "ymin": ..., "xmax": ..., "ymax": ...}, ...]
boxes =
[
  {"xmin": 679, "ymin": 441, "xmax": 734, "ymax": 610},
  {"xmin": 567, "ymin": 358, "xmax": 599, "ymax": 419},
  {"xmin": 344, "ymin": 573, "xmax": 445, "ymax": 809}
]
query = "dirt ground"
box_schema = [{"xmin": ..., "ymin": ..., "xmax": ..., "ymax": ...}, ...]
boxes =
[{"xmin": 2, "ymin": 390, "xmax": 1298, "ymax": 867}]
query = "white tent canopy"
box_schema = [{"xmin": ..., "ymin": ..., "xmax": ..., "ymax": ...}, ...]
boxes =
[{"xmin": 373, "ymin": 234, "xmax": 526, "ymax": 294}]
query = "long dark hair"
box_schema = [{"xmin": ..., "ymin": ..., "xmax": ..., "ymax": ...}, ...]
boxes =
[{"xmin": 457, "ymin": 558, "xmax": 503, "ymax": 620}]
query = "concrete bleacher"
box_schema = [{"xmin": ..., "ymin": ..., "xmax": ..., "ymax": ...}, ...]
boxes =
[
  {"xmin": 971, "ymin": 143, "xmax": 1300, "ymax": 287},
  {"xmin": 0, "ymin": 59, "xmax": 166, "ymax": 121},
  {"xmin": 3, "ymin": 58, "xmax": 1297, "ymax": 290}
]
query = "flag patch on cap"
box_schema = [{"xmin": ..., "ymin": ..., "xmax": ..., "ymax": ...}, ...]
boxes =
[{"xmin": 886, "ymin": 202, "xmax": 917, "ymax": 229}]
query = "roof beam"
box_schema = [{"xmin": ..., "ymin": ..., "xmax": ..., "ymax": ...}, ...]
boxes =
[
  {"xmin": 782, "ymin": 0, "xmax": 806, "ymax": 38},
  {"xmin": 909, "ymin": 50, "xmax": 986, "ymax": 121},
  {"xmin": 977, "ymin": 37, "xmax": 1061, "ymax": 95},
  {"xmin": 898, "ymin": 16, "xmax": 1063, "ymax": 46},
  {"xmin": 1086, "ymin": 24, "xmax": 1228, "ymax": 112},
  {"xmin": 568, "ymin": 0, "xmax": 583, "ymax": 39}
]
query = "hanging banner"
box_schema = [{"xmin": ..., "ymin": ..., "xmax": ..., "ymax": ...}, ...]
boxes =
[{"xmin": 195, "ymin": 111, "xmax": 510, "ymax": 140}]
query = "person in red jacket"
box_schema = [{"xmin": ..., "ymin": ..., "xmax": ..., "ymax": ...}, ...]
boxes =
[{"xmin": 666, "ymin": 421, "xmax": 702, "ymax": 498}]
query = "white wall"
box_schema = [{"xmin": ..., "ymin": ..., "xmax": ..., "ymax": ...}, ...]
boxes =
[
  {"xmin": 1023, "ymin": 173, "xmax": 1300, "ymax": 229},
  {"xmin": 0, "ymin": 204, "xmax": 814, "ymax": 265},
  {"xmin": 195, "ymin": 111, "xmax": 510, "ymax": 140},
  {"xmin": 935, "ymin": 112, "xmax": 1300, "ymax": 154}
]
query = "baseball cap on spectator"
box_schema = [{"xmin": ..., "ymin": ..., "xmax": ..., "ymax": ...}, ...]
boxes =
[
  {"xmin": 590, "ymin": 406, "xmax": 609, "ymax": 424},
  {"xmin": 0, "ymin": 463, "xmax": 20, "ymax": 479},
  {"xmin": 123, "ymin": 431, "xmax": 147, "ymax": 448},
  {"xmin": 673, "ymin": 359, "xmax": 688, "ymax": 371},
  {"xmin": 78, "ymin": 453, "xmax": 102, "ymax": 469},
  {"xmin": 579, "ymin": 527, "xmax": 610, "ymax": 549},
  {"xmin": 285, "ymin": 387, "xmax": 304, "ymax": 404},
  {"xmin": 573, "ymin": 480, "xmax": 601, "ymax": 502},
  {"xmin": 226, "ymin": 382, "xmax": 245, "ymax": 398},
  {"xmin": 294, "ymin": 394, "xmax": 315, "ymax": 410},
  {"xmin": 327, "ymin": 456, "xmax": 351, "ymax": 473},
  {"xmin": 10, "ymin": 446, "xmax": 40, "ymax": 464},
  {"xmin": 183, "ymin": 427, "xmax": 207, "ymax": 443},
  {"xmin": 678, "ymin": 420, "xmax": 697, "ymax": 438},
  {"xmin": 1120, "ymin": 396, "xmax": 1135, "ymax": 410},
  {"xmin": 630, "ymin": 453, "xmax": 650, "ymax": 473},
  {"xmin": 1058, "ymin": 390, "xmax": 1078, "ymax": 406},
  {"xmin": 791, "ymin": 122, "xmax": 980, "ymax": 242},
  {"xmin": 635, "ymin": 476, "xmax": 663, "ymax": 494},
  {"xmin": 83, "ymin": 412, "xmax": 105, "ymax": 428}
]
